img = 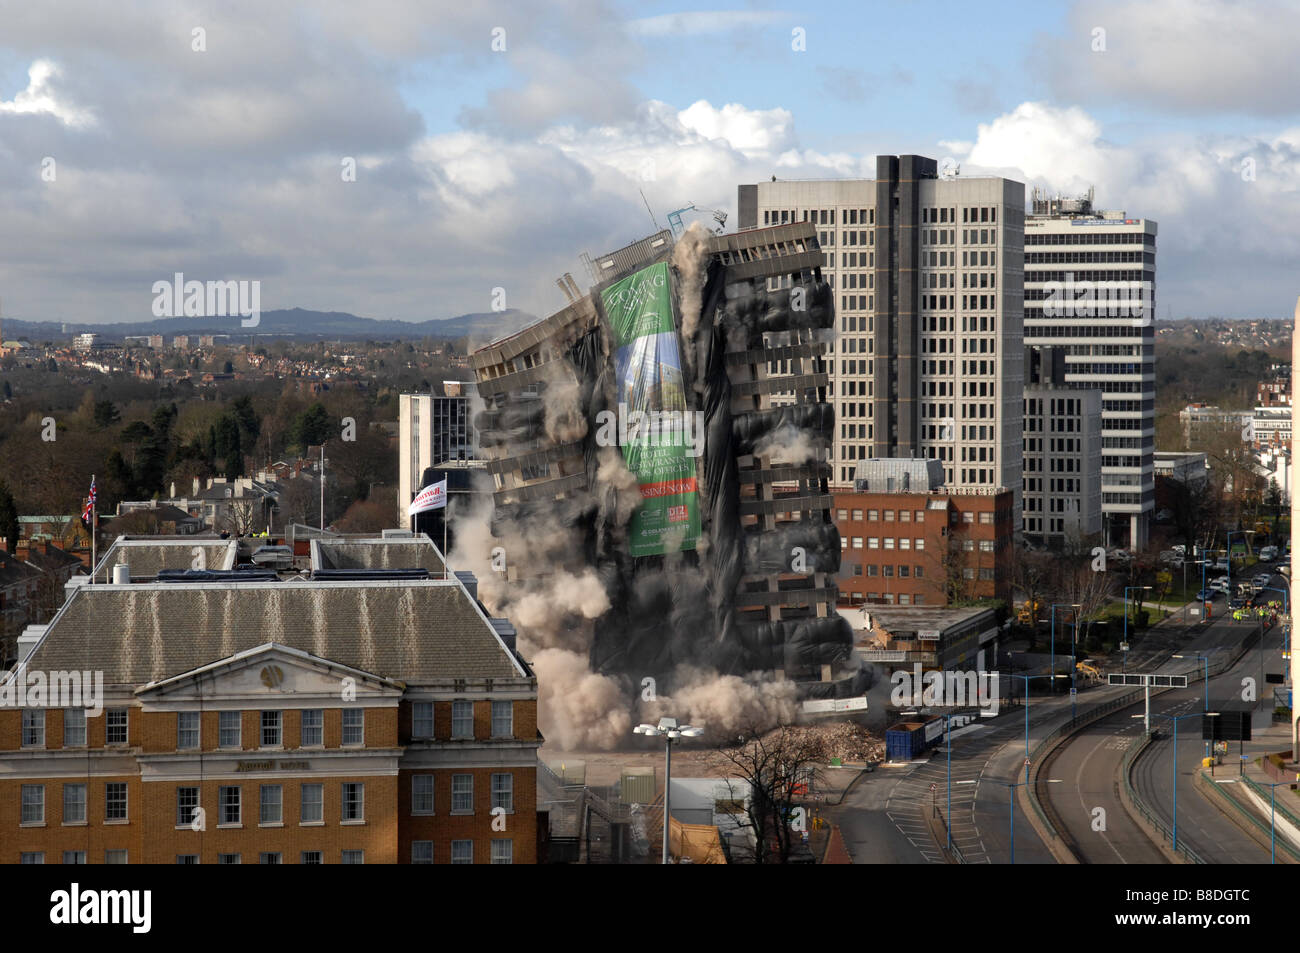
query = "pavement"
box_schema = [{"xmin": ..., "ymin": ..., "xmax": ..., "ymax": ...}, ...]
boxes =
[
  {"xmin": 1038, "ymin": 569, "xmax": 1295, "ymax": 864},
  {"xmin": 1127, "ymin": 608, "xmax": 1291, "ymax": 861}
]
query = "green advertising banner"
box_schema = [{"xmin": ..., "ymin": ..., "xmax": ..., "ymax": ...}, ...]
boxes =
[{"xmin": 601, "ymin": 262, "xmax": 701, "ymax": 557}]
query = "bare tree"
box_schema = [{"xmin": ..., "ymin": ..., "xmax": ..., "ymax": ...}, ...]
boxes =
[
  {"xmin": 219, "ymin": 498, "xmax": 261, "ymax": 536},
  {"xmin": 1058, "ymin": 555, "xmax": 1116, "ymax": 654},
  {"xmin": 276, "ymin": 476, "xmax": 318, "ymax": 528},
  {"xmin": 706, "ymin": 723, "xmax": 825, "ymax": 864}
]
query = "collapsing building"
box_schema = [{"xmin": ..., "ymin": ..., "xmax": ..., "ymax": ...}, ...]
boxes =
[{"xmin": 466, "ymin": 222, "xmax": 867, "ymax": 742}]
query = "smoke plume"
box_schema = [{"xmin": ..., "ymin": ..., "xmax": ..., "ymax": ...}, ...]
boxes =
[{"xmin": 752, "ymin": 422, "xmax": 826, "ymax": 466}]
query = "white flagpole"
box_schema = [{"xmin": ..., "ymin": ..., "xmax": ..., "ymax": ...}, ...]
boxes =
[{"xmin": 90, "ymin": 473, "xmax": 96, "ymax": 585}]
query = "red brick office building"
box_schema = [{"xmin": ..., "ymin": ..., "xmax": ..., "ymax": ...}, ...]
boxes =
[
  {"xmin": 0, "ymin": 536, "xmax": 539, "ymax": 864},
  {"xmin": 834, "ymin": 487, "xmax": 1014, "ymax": 607}
]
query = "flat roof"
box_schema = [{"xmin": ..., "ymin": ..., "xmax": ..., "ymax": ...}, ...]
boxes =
[{"xmin": 861, "ymin": 605, "xmax": 995, "ymax": 634}]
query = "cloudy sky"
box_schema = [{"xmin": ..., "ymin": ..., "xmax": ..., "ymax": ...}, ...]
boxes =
[{"xmin": 2, "ymin": 0, "xmax": 1299, "ymax": 326}]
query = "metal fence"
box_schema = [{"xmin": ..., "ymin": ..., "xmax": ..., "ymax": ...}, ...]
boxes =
[
  {"xmin": 1200, "ymin": 772, "xmax": 1300, "ymax": 863},
  {"xmin": 1026, "ymin": 621, "xmax": 1266, "ymax": 858},
  {"xmin": 1120, "ymin": 731, "xmax": 1205, "ymax": 863}
]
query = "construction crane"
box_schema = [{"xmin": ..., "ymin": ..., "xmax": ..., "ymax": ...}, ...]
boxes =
[{"xmin": 666, "ymin": 203, "xmax": 727, "ymax": 237}]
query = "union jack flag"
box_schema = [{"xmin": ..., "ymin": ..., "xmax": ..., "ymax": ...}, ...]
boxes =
[{"xmin": 81, "ymin": 476, "xmax": 97, "ymax": 522}]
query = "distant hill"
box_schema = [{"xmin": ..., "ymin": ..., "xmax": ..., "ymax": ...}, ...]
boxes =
[{"xmin": 0, "ymin": 307, "xmax": 538, "ymax": 343}]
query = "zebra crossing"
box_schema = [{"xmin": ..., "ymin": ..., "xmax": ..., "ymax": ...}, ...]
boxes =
[{"xmin": 882, "ymin": 718, "xmax": 1025, "ymax": 864}]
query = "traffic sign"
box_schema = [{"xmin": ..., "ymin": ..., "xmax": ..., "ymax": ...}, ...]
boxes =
[
  {"xmin": 1108, "ymin": 673, "xmax": 1188, "ymax": 687},
  {"xmin": 1024, "ymin": 758, "xmax": 1031, "ymax": 766}
]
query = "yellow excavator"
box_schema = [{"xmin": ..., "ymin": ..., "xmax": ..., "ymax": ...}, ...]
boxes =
[
  {"xmin": 1017, "ymin": 600, "xmax": 1043, "ymax": 625},
  {"xmin": 1076, "ymin": 659, "xmax": 1104, "ymax": 682}
]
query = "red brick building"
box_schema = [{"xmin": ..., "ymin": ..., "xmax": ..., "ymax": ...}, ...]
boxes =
[
  {"xmin": 0, "ymin": 536, "xmax": 539, "ymax": 864},
  {"xmin": 833, "ymin": 488, "xmax": 1014, "ymax": 607}
]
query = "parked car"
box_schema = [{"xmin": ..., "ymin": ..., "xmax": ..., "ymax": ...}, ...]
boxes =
[
  {"xmin": 1229, "ymin": 596, "xmax": 1248, "ymax": 609},
  {"xmin": 1253, "ymin": 573, "xmax": 1272, "ymax": 587},
  {"xmin": 1195, "ymin": 588, "xmax": 1219, "ymax": 601},
  {"xmin": 1260, "ymin": 545, "xmax": 1279, "ymax": 561}
]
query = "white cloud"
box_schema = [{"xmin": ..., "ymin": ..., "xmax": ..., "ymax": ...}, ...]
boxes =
[
  {"xmin": 961, "ymin": 102, "xmax": 1138, "ymax": 194},
  {"xmin": 949, "ymin": 100, "xmax": 1300, "ymax": 315},
  {"xmin": 627, "ymin": 10, "xmax": 788, "ymax": 37},
  {"xmin": 678, "ymin": 100, "xmax": 796, "ymax": 154},
  {"xmin": 0, "ymin": 60, "xmax": 95, "ymax": 127},
  {"xmin": 1034, "ymin": 0, "xmax": 1300, "ymax": 115}
]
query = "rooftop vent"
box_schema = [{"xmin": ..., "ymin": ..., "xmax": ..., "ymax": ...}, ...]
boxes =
[
  {"xmin": 157, "ymin": 569, "xmax": 280, "ymax": 583},
  {"xmin": 454, "ymin": 570, "xmax": 478, "ymax": 599},
  {"xmin": 309, "ymin": 568, "xmax": 430, "ymax": 581},
  {"xmin": 17, "ymin": 625, "xmax": 48, "ymax": 664},
  {"xmin": 489, "ymin": 618, "xmax": 517, "ymax": 652}
]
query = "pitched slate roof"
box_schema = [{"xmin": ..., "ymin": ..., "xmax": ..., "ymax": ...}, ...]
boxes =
[
  {"xmin": 16, "ymin": 545, "xmax": 83, "ymax": 575},
  {"xmin": 0, "ymin": 551, "xmax": 42, "ymax": 588},
  {"xmin": 25, "ymin": 579, "xmax": 526, "ymax": 686},
  {"xmin": 314, "ymin": 539, "xmax": 446, "ymax": 574},
  {"xmin": 92, "ymin": 538, "xmax": 238, "ymax": 582}
]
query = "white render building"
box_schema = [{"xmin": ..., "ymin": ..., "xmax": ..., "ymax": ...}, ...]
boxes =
[
  {"xmin": 739, "ymin": 156, "xmax": 1024, "ymax": 522},
  {"xmin": 1022, "ymin": 190, "xmax": 1156, "ymax": 549},
  {"xmin": 397, "ymin": 384, "xmax": 476, "ymax": 525}
]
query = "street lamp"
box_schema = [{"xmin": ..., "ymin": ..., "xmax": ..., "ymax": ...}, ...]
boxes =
[
  {"xmin": 634, "ymin": 716, "xmax": 703, "ymax": 864},
  {"xmin": 1184, "ymin": 552, "xmax": 1210, "ymax": 624},
  {"xmin": 1123, "ymin": 586, "xmax": 1151, "ymax": 673},
  {"xmin": 1260, "ymin": 584, "xmax": 1290, "ymax": 615},
  {"xmin": 966, "ymin": 777, "xmax": 1062, "ymax": 864},
  {"xmin": 1006, "ymin": 673, "xmax": 1068, "ymax": 783},
  {"xmin": 1226, "ymin": 530, "xmax": 1254, "ymax": 594},
  {"xmin": 1151, "ymin": 711, "xmax": 1218, "ymax": 853},
  {"xmin": 902, "ymin": 710, "xmax": 959, "ymax": 851},
  {"xmin": 1258, "ymin": 583, "xmax": 1292, "ymax": 688},
  {"xmin": 1172, "ymin": 652, "xmax": 1215, "ymax": 713},
  {"xmin": 1252, "ymin": 584, "xmax": 1290, "ymax": 710},
  {"xmin": 1063, "ymin": 603, "xmax": 1081, "ymax": 718},
  {"xmin": 1213, "ymin": 778, "xmax": 1291, "ymax": 864},
  {"xmin": 1049, "ymin": 603, "xmax": 1076, "ymax": 691},
  {"xmin": 1174, "ymin": 651, "xmax": 1217, "ymax": 758}
]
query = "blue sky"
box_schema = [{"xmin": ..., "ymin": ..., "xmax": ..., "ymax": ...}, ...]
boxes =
[{"xmin": 2, "ymin": 0, "xmax": 1299, "ymax": 324}]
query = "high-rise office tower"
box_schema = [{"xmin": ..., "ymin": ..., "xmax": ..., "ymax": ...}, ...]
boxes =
[
  {"xmin": 398, "ymin": 384, "xmax": 477, "ymax": 525},
  {"xmin": 1023, "ymin": 189, "xmax": 1156, "ymax": 549},
  {"xmin": 1022, "ymin": 346, "xmax": 1102, "ymax": 546},
  {"xmin": 739, "ymin": 156, "xmax": 1024, "ymax": 522}
]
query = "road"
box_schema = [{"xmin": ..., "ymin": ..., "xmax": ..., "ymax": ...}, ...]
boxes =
[
  {"xmin": 828, "ymin": 567, "xmax": 1289, "ymax": 864},
  {"xmin": 828, "ymin": 692, "xmax": 1092, "ymax": 864},
  {"xmin": 1130, "ymin": 617, "xmax": 1284, "ymax": 863},
  {"xmin": 1037, "ymin": 709, "xmax": 1168, "ymax": 863},
  {"xmin": 1041, "ymin": 569, "xmax": 1288, "ymax": 863}
]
